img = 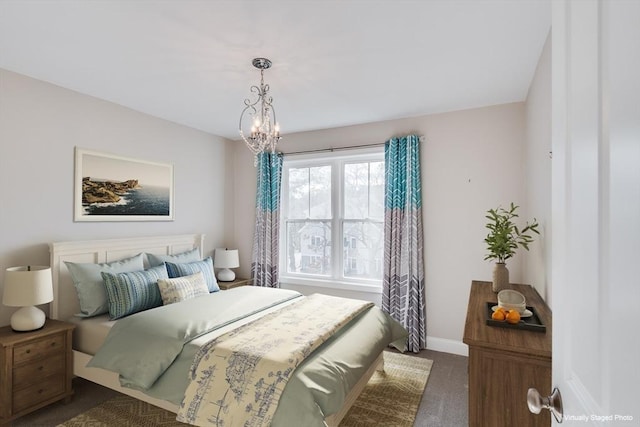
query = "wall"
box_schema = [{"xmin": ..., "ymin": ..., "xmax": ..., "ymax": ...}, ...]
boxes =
[
  {"xmin": 0, "ymin": 68, "xmax": 545, "ymax": 354},
  {"xmin": 0, "ymin": 69, "xmax": 234, "ymax": 327},
  {"xmin": 523, "ymin": 31, "xmax": 552, "ymax": 304},
  {"xmin": 232, "ymin": 103, "xmax": 527, "ymax": 355}
]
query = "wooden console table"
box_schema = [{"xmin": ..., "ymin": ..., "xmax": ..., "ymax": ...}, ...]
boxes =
[{"xmin": 463, "ymin": 280, "xmax": 552, "ymax": 427}]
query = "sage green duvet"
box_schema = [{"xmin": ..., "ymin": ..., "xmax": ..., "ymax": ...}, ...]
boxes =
[{"xmin": 88, "ymin": 286, "xmax": 407, "ymax": 427}]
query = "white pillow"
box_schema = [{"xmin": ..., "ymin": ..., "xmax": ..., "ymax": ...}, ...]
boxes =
[{"xmin": 157, "ymin": 272, "xmax": 209, "ymax": 305}]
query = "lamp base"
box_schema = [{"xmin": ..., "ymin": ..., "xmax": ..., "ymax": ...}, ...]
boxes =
[
  {"xmin": 10, "ymin": 306, "xmax": 46, "ymax": 332},
  {"xmin": 217, "ymin": 268, "xmax": 236, "ymax": 282}
]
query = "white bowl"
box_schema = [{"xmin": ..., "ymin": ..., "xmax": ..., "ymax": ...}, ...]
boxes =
[{"xmin": 497, "ymin": 289, "xmax": 526, "ymax": 313}]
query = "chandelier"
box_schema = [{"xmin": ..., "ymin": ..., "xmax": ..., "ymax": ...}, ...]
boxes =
[{"xmin": 239, "ymin": 57, "xmax": 282, "ymax": 164}]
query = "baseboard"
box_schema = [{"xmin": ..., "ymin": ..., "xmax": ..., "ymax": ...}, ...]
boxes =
[{"xmin": 426, "ymin": 336, "xmax": 469, "ymax": 357}]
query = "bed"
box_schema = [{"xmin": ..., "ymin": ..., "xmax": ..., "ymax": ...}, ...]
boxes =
[{"xmin": 49, "ymin": 234, "xmax": 407, "ymax": 426}]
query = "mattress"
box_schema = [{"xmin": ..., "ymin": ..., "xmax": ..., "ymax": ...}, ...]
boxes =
[{"xmin": 68, "ymin": 314, "xmax": 114, "ymax": 355}]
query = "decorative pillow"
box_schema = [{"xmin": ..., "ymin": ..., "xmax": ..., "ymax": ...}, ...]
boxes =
[
  {"xmin": 101, "ymin": 265, "xmax": 168, "ymax": 320},
  {"xmin": 146, "ymin": 248, "xmax": 201, "ymax": 267},
  {"xmin": 165, "ymin": 257, "xmax": 219, "ymax": 292},
  {"xmin": 157, "ymin": 272, "xmax": 209, "ymax": 305},
  {"xmin": 65, "ymin": 253, "xmax": 145, "ymax": 318}
]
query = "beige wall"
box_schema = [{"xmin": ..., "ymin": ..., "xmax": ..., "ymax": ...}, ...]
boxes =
[
  {"xmin": 232, "ymin": 103, "xmax": 528, "ymax": 355},
  {"xmin": 0, "ymin": 69, "xmax": 234, "ymax": 327},
  {"xmin": 0, "ymin": 63, "xmax": 551, "ymax": 354},
  {"xmin": 524, "ymin": 31, "xmax": 552, "ymax": 304}
]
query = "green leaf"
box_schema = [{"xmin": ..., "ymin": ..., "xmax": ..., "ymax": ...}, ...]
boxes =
[{"xmin": 483, "ymin": 202, "xmax": 540, "ymax": 262}]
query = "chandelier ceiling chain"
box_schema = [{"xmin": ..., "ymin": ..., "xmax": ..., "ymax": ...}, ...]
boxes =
[{"xmin": 239, "ymin": 57, "xmax": 282, "ymax": 165}]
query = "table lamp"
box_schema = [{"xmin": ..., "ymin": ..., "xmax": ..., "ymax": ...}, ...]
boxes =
[
  {"xmin": 214, "ymin": 249, "xmax": 239, "ymax": 282},
  {"xmin": 3, "ymin": 265, "xmax": 54, "ymax": 331}
]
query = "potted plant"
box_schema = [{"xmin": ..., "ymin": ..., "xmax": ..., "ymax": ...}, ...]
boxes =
[{"xmin": 484, "ymin": 202, "xmax": 540, "ymax": 292}]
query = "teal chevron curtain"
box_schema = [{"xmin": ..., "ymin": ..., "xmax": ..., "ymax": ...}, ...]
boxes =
[
  {"xmin": 251, "ymin": 151, "xmax": 284, "ymax": 288},
  {"xmin": 383, "ymin": 135, "xmax": 426, "ymax": 353}
]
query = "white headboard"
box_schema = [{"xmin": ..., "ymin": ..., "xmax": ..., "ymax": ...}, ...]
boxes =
[{"xmin": 49, "ymin": 234, "xmax": 204, "ymax": 321}]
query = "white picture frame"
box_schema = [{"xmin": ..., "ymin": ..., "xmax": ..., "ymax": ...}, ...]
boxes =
[{"xmin": 74, "ymin": 147, "xmax": 174, "ymax": 222}]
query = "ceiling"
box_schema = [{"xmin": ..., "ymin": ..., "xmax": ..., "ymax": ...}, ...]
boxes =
[{"xmin": 0, "ymin": 0, "xmax": 551, "ymax": 140}]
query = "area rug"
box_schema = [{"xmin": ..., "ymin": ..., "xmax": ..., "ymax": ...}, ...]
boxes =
[{"xmin": 57, "ymin": 351, "xmax": 432, "ymax": 427}]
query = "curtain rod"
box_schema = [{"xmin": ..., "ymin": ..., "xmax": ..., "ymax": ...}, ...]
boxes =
[{"xmin": 283, "ymin": 135, "xmax": 425, "ymax": 156}]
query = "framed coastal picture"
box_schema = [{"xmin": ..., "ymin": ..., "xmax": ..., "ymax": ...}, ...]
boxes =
[{"xmin": 74, "ymin": 148, "xmax": 174, "ymax": 222}]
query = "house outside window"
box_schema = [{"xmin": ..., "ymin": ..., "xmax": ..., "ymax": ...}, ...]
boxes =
[{"xmin": 280, "ymin": 148, "xmax": 384, "ymax": 291}]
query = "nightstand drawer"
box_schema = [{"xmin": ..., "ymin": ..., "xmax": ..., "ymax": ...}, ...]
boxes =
[
  {"xmin": 0, "ymin": 320, "xmax": 74, "ymax": 424},
  {"xmin": 13, "ymin": 334, "xmax": 64, "ymax": 364},
  {"xmin": 12, "ymin": 373, "xmax": 65, "ymax": 413},
  {"xmin": 13, "ymin": 353, "xmax": 65, "ymax": 388}
]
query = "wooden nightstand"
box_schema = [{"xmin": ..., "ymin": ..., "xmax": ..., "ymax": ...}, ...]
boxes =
[
  {"xmin": 218, "ymin": 277, "xmax": 252, "ymax": 290},
  {"xmin": 0, "ymin": 319, "xmax": 75, "ymax": 425}
]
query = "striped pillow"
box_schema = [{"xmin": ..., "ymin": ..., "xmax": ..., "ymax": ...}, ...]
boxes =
[
  {"xmin": 101, "ymin": 265, "xmax": 168, "ymax": 320},
  {"xmin": 165, "ymin": 257, "xmax": 219, "ymax": 292},
  {"xmin": 157, "ymin": 272, "xmax": 209, "ymax": 305}
]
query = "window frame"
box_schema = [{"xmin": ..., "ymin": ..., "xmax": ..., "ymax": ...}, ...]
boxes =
[{"xmin": 279, "ymin": 147, "xmax": 385, "ymax": 292}]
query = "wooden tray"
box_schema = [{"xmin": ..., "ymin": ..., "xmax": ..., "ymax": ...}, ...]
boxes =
[{"xmin": 485, "ymin": 302, "xmax": 546, "ymax": 333}]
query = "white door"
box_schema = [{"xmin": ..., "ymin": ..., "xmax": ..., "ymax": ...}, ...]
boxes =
[{"xmin": 551, "ymin": 0, "xmax": 639, "ymax": 425}]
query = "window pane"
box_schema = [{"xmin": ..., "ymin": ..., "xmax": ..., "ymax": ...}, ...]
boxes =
[
  {"xmin": 288, "ymin": 168, "xmax": 309, "ymax": 219},
  {"xmin": 344, "ymin": 163, "xmax": 370, "ymax": 219},
  {"xmin": 369, "ymin": 161, "xmax": 385, "ymax": 220},
  {"xmin": 309, "ymin": 166, "xmax": 331, "ymax": 219},
  {"xmin": 343, "ymin": 220, "xmax": 384, "ymax": 279},
  {"xmin": 344, "ymin": 161, "xmax": 385, "ymax": 220},
  {"xmin": 285, "ymin": 220, "xmax": 332, "ymax": 276}
]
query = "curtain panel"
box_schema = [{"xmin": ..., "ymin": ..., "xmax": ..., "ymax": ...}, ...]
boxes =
[
  {"xmin": 383, "ymin": 135, "xmax": 426, "ymax": 353},
  {"xmin": 251, "ymin": 152, "xmax": 284, "ymax": 288}
]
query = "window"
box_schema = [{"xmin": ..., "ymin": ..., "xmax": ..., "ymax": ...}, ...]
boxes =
[{"xmin": 280, "ymin": 148, "xmax": 385, "ymax": 290}]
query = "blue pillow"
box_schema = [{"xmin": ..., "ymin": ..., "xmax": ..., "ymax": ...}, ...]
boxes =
[
  {"xmin": 165, "ymin": 257, "xmax": 219, "ymax": 292},
  {"xmin": 145, "ymin": 248, "xmax": 201, "ymax": 267},
  {"xmin": 65, "ymin": 253, "xmax": 145, "ymax": 318},
  {"xmin": 101, "ymin": 265, "xmax": 168, "ymax": 320}
]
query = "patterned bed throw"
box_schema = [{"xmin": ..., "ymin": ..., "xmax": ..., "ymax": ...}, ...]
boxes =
[{"xmin": 177, "ymin": 294, "xmax": 374, "ymax": 427}]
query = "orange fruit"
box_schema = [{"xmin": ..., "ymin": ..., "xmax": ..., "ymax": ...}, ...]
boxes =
[
  {"xmin": 505, "ymin": 310, "xmax": 521, "ymax": 324},
  {"xmin": 491, "ymin": 309, "xmax": 506, "ymax": 321}
]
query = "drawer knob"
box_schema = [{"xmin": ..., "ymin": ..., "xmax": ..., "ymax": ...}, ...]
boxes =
[
  {"xmin": 50, "ymin": 342, "xmax": 56, "ymax": 347},
  {"xmin": 25, "ymin": 349, "xmax": 31, "ymax": 354}
]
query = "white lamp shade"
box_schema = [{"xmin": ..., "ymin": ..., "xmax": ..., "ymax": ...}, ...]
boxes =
[
  {"xmin": 3, "ymin": 266, "xmax": 53, "ymax": 331},
  {"xmin": 214, "ymin": 249, "xmax": 239, "ymax": 282},
  {"xmin": 3, "ymin": 266, "xmax": 54, "ymax": 306},
  {"xmin": 214, "ymin": 249, "xmax": 240, "ymax": 269}
]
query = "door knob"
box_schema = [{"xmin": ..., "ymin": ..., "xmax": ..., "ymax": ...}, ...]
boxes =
[{"xmin": 527, "ymin": 387, "xmax": 563, "ymax": 423}]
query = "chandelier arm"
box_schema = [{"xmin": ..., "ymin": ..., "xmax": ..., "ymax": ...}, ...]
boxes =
[
  {"xmin": 238, "ymin": 105, "xmax": 257, "ymax": 133},
  {"xmin": 243, "ymin": 86, "xmax": 263, "ymax": 108}
]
